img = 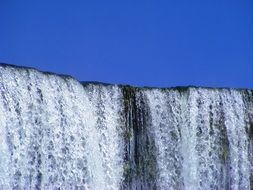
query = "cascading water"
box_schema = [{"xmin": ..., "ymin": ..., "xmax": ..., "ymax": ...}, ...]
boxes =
[{"xmin": 0, "ymin": 64, "xmax": 252, "ymax": 190}]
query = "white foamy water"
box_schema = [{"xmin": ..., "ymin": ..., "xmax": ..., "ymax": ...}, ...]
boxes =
[
  {"xmin": 145, "ymin": 88, "xmax": 253, "ymax": 190},
  {"xmin": 0, "ymin": 64, "xmax": 252, "ymax": 190},
  {"xmin": 0, "ymin": 66, "xmax": 124, "ymax": 190}
]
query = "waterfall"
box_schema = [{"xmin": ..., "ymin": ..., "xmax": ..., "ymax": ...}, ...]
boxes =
[{"xmin": 0, "ymin": 64, "xmax": 252, "ymax": 190}]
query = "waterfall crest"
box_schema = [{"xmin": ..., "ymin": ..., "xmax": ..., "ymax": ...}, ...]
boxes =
[{"xmin": 0, "ymin": 64, "xmax": 252, "ymax": 190}]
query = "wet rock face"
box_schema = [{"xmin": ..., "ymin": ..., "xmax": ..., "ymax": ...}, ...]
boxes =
[
  {"xmin": 121, "ymin": 86, "xmax": 157, "ymax": 190},
  {"xmin": 0, "ymin": 64, "xmax": 253, "ymax": 190}
]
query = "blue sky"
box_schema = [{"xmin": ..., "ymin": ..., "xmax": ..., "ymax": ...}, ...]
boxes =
[{"xmin": 0, "ymin": 0, "xmax": 253, "ymax": 88}]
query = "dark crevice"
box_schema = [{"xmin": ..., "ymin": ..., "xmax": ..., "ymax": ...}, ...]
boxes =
[{"xmin": 121, "ymin": 86, "xmax": 157, "ymax": 190}]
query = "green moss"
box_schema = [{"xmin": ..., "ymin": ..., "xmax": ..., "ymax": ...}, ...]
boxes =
[
  {"xmin": 220, "ymin": 147, "xmax": 228, "ymax": 163},
  {"xmin": 123, "ymin": 162, "xmax": 131, "ymax": 180},
  {"xmin": 143, "ymin": 157, "xmax": 156, "ymax": 178},
  {"xmin": 124, "ymin": 130, "xmax": 133, "ymax": 140},
  {"xmin": 219, "ymin": 134, "xmax": 229, "ymax": 164},
  {"xmin": 248, "ymin": 122, "xmax": 253, "ymax": 140},
  {"xmin": 174, "ymin": 86, "xmax": 189, "ymax": 93}
]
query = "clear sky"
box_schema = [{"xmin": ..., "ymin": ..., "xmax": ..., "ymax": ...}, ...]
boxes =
[{"xmin": 0, "ymin": 0, "xmax": 253, "ymax": 88}]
